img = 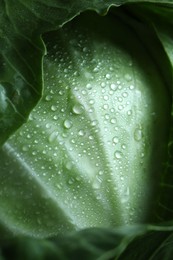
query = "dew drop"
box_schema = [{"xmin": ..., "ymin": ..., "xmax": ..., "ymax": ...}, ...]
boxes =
[
  {"xmin": 89, "ymin": 99, "xmax": 95, "ymax": 105},
  {"xmin": 129, "ymin": 85, "xmax": 135, "ymax": 90},
  {"xmin": 91, "ymin": 120, "xmax": 98, "ymax": 126},
  {"xmin": 93, "ymin": 67, "xmax": 99, "ymax": 73},
  {"xmin": 121, "ymin": 144, "xmax": 126, "ymax": 150},
  {"xmin": 46, "ymin": 123, "xmax": 51, "ymax": 129},
  {"xmin": 72, "ymin": 104, "xmax": 84, "ymax": 115},
  {"xmin": 98, "ymin": 170, "xmax": 103, "ymax": 176},
  {"xmin": 103, "ymin": 95, "xmax": 109, "ymax": 101},
  {"xmin": 101, "ymin": 82, "xmax": 106, "ymax": 88},
  {"xmin": 103, "ymin": 104, "xmax": 109, "ymax": 110},
  {"xmin": 113, "ymin": 136, "xmax": 119, "ymax": 144},
  {"xmin": 49, "ymin": 131, "xmax": 58, "ymax": 143},
  {"xmin": 51, "ymin": 105, "xmax": 57, "ymax": 112},
  {"xmin": 105, "ymin": 73, "xmax": 111, "ymax": 80},
  {"xmin": 58, "ymin": 90, "xmax": 64, "ymax": 95},
  {"xmin": 134, "ymin": 128, "xmax": 142, "ymax": 141},
  {"xmin": 118, "ymin": 105, "xmax": 123, "ymax": 111},
  {"xmin": 110, "ymin": 83, "xmax": 117, "ymax": 91},
  {"xmin": 45, "ymin": 95, "xmax": 52, "ymax": 101},
  {"xmin": 124, "ymin": 74, "xmax": 132, "ymax": 82},
  {"xmin": 86, "ymin": 83, "xmax": 92, "ymax": 90},
  {"xmin": 92, "ymin": 180, "xmax": 101, "ymax": 189},
  {"xmin": 114, "ymin": 151, "xmax": 123, "ymax": 159},
  {"xmin": 117, "ymin": 80, "xmax": 121, "ymax": 85},
  {"xmin": 83, "ymin": 47, "xmax": 88, "ymax": 52},
  {"xmin": 22, "ymin": 145, "xmax": 29, "ymax": 152},
  {"xmin": 127, "ymin": 110, "xmax": 132, "ymax": 116},
  {"xmin": 66, "ymin": 161, "xmax": 73, "ymax": 170},
  {"xmin": 141, "ymin": 152, "xmax": 145, "ymax": 158},
  {"xmin": 105, "ymin": 114, "xmax": 109, "ymax": 120},
  {"xmin": 53, "ymin": 115, "xmax": 58, "ymax": 120},
  {"xmin": 110, "ymin": 118, "xmax": 116, "ymax": 124},
  {"xmin": 78, "ymin": 129, "xmax": 85, "ymax": 136},
  {"xmin": 82, "ymin": 90, "xmax": 87, "ymax": 95},
  {"xmin": 64, "ymin": 119, "xmax": 72, "ymax": 129},
  {"xmin": 122, "ymin": 92, "xmax": 128, "ymax": 98},
  {"xmin": 118, "ymin": 97, "xmax": 123, "ymax": 102}
]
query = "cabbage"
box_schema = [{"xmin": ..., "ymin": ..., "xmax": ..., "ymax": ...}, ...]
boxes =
[{"xmin": 0, "ymin": 1, "xmax": 173, "ymax": 258}]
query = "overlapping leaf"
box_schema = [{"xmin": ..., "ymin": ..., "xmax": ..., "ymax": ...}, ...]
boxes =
[{"xmin": 1, "ymin": 0, "xmax": 173, "ymax": 145}]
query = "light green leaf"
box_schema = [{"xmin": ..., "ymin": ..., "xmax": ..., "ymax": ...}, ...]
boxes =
[
  {"xmin": 1, "ymin": 0, "xmax": 173, "ymax": 145},
  {"xmin": 0, "ymin": 0, "xmax": 119, "ymax": 146},
  {"xmin": 0, "ymin": 10, "xmax": 171, "ymax": 237}
]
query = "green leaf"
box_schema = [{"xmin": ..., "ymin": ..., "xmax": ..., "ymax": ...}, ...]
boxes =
[
  {"xmin": 0, "ymin": 226, "xmax": 147, "ymax": 260},
  {"xmin": 1, "ymin": 0, "xmax": 173, "ymax": 146},
  {"xmin": 0, "ymin": 0, "xmax": 121, "ymax": 146},
  {"xmin": 0, "ymin": 9, "xmax": 171, "ymax": 237},
  {"xmin": 122, "ymin": 2, "xmax": 173, "ymax": 223},
  {"xmin": 119, "ymin": 229, "xmax": 173, "ymax": 260},
  {"xmin": 1, "ymin": 226, "xmax": 173, "ymax": 260}
]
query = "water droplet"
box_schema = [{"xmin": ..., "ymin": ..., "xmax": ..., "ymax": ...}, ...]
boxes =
[
  {"xmin": 118, "ymin": 97, "xmax": 123, "ymax": 102},
  {"xmin": 118, "ymin": 105, "xmax": 123, "ymax": 111},
  {"xmin": 66, "ymin": 161, "xmax": 73, "ymax": 170},
  {"xmin": 64, "ymin": 119, "xmax": 72, "ymax": 129},
  {"xmin": 127, "ymin": 110, "xmax": 132, "ymax": 116},
  {"xmin": 98, "ymin": 170, "xmax": 103, "ymax": 176},
  {"xmin": 129, "ymin": 85, "xmax": 135, "ymax": 90},
  {"xmin": 93, "ymin": 67, "xmax": 99, "ymax": 73},
  {"xmin": 45, "ymin": 95, "xmax": 52, "ymax": 101},
  {"xmin": 51, "ymin": 105, "xmax": 57, "ymax": 111},
  {"xmin": 105, "ymin": 114, "xmax": 109, "ymax": 120},
  {"xmin": 83, "ymin": 47, "xmax": 88, "ymax": 52},
  {"xmin": 101, "ymin": 82, "xmax": 106, "ymax": 88},
  {"xmin": 103, "ymin": 95, "xmax": 109, "ymax": 101},
  {"xmin": 89, "ymin": 99, "xmax": 95, "ymax": 105},
  {"xmin": 86, "ymin": 83, "xmax": 92, "ymax": 90},
  {"xmin": 117, "ymin": 80, "xmax": 121, "ymax": 85},
  {"xmin": 121, "ymin": 144, "xmax": 126, "ymax": 149},
  {"xmin": 72, "ymin": 104, "xmax": 84, "ymax": 115},
  {"xmin": 122, "ymin": 92, "xmax": 128, "ymax": 98},
  {"xmin": 124, "ymin": 74, "xmax": 132, "ymax": 82},
  {"xmin": 82, "ymin": 90, "xmax": 87, "ymax": 95},
  {"xmin": 49, "ymin": 131, "xmax": 58, "ymax": 143},
  {"xmin": 114, "ymin": 151, "xmax": 123, "ymax": 159},
  {"xmin": 141, "ymin": 152, "xmax": 145, "ymax": 158},
  {"xmin": 46, "ymin": 123, "xmax": 51, "ymax": 129},
  {"xmin": 53, "ymin": 115, "xmax": 58, "ymax": 120},
  {"xmin": 122, "ymin": 187, "xmax": 130, "ymax": 203},
  {"xmin": 92, "ymin": 180, "xmax": 101, "ymax": 189},
  {"xmin": 105, "ymin": 73, "xmax": 111, "ymax": 80},
  {"xmin": 134, "ymin": 128, "xmax": 142, "ymax": 141},
  {"xmin": 22, "ymin": 145, "xmax": 29, "ymax": 152},
  {"xmin": 110, "ymin": 118, "xmax": 116, "ymax": 124},
  {"xmin": 78, "ymin": 129, "xmax": 85, "ymax": 136},
  {"xmin": 113, "ymin": 136, "xmax": 119, "ymax": 144},
  {"xmin": 91, "ymin": 120, "xmax": 98, "ymax": 126},
  {"xmin": 110, "ymin": 83, "xmax": 117, "ymax": 91},
  {"xmin": 58, "ymin": 90, "xmax": 64, "ymax": 95},
  {"xmin": 103, "ymin": 104, "xmax": 109, "ymax": 110}
]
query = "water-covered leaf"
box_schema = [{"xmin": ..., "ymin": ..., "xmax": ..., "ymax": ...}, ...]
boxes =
[{"xmin": 0, "ymin": 10, "xmax": 171, "ymax": 237}]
